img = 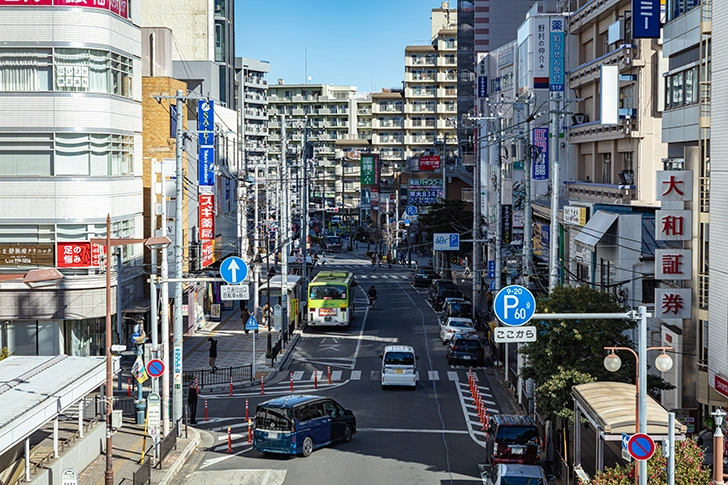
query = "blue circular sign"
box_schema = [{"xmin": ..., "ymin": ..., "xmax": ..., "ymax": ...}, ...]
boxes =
[
  {"xmin": 146, "ymin": 359, "xmax": 165, "ymax": 378},
  {"xmin": 627, "ymin": 433, "xmax": 655, "ymax": 461},
  {"xmin": 493, "ymin": 285, "xmax": 536, "ymax": 326},
  {"xmin": 405, "ymin": 205, "xmax": 417, "ymax": 216},
  {"xmin": 220, "ymin": 256, "xmax": 248, "ymax": 285}
]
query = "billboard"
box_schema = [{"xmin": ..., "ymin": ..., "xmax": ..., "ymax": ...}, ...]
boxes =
[
  {"xmin": 633, "ymin": 0, "xmax": 660, "ymax": 38},
  {"xmin": 199, "ymin": 194, "xmax": 215, "ymax": 241},
  {"xmin": 57, "ymin": 242, "xmax": 102, "ymax": 268},
  {"xmin": 532, "ymin": 127, "xmax": 549, "ymax": 180},
  {"xmin": 408, "ymin": 178, "xmax": 443, "ymax": 206},
  {"xmin": 419, "ymin": 155, "xmax": 441, "ymax": 171},
  {"xmin": 549, "ymin": 17, "xmax": 565, "ymax": 92},
  {"xmin": 360, "ymin": 154, "xmax": 378, "ymax": 185}
]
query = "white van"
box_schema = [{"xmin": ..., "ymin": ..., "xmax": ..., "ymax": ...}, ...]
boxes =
[{"xmin": 379, "ymin": 345, "xmax": 419, "ymax": 389}]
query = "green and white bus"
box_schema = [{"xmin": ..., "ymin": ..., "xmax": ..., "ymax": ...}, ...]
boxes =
[{"xmin": 307, "ymin": 271, "xmax": 357, "ymax": 327}]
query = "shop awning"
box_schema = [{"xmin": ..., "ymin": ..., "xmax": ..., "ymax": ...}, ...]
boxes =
[{"xmin": 574, "ymin": 211, "xmax": 619, "ymax": 251}]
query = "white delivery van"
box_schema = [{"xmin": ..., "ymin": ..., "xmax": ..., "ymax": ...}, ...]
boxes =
[{"xmin": 379, "ymin": 345, "xmax": 419, "ymax": 389}]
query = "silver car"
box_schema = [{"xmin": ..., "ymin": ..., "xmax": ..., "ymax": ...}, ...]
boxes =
[
  {"xmin": 439, "ymin": 316, "xmax": 476, "ymax": 344},
  {"xmin": 481, "ymin": 464, "xmax": 554, "ymax": 485}
]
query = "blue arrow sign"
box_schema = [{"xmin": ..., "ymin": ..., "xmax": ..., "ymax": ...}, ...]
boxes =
[
  {"xmin": 220, "ymin": 256, "xmax": 248, "ymax": 285},
  {"xmin": 245, "ymin": 315, "xmax": 259, "ymax": 331},
  {"xmin": 493, "ymin": 285, "xmax": 536, "ymax": 326}
]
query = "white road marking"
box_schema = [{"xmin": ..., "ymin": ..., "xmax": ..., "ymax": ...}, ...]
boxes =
[
  {"xmin": 447, "ymin": 371, "xmax": 459, "ymax": 381},
  {"xmin": 428, "ymin": 370, "xmax": 440, "ymax": 380},
  {"xmin": 200, "ymin": 446, "xmax": 252, "ymax": 468},
  {"xmin": 292, "ymin": 371, "xmax": 305, "ymax": 381},
  {"xmin": 357, "ymin": 427, "xmax": 469, "ymax": 434},
  {"xmin": 310, "ymin": 370, "xmax": 323, "ymax": 381},
  {"xmin": 350, "ymin": 370, "xmax": 362, "ymax": 380},
  {"xmin": 455, "ymin": 381, "xmax": 491, "ymax": 448},
  {"xmin": 217, "ymin": 433, "xmax": 244, "ymax": 441},
  {"xmin": 331, "ymin": 370, "xmax": 342, "ymax": 381}
]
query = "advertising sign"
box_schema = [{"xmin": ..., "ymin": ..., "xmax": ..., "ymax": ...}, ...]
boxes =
[
  {"xmin": 532, "ymin": 127, "xmax": 549, "ymax": 180},
  {"xmin": 549, "ymin": 16, "xmax": 565, "ymax": 92},
  {"xmin": 532, "ymin": 16, "xmax": 550, "ymax": 89},
  {"xmin": 563, "ymin": 206, "xmax": 587, "ymax": 226},
  {"xmin": 633, "ymin": 0, "xmax": 660, "ymax": 39},
  {"xmin": 370, "ymin": 188, "xmax": 379, "ymax": 209},
  {"xmin": 0, "ymin": 243, "xmax": 54, "ymax": 267},
  {"xmin": 199, "ymin": 194, "xmax": 215, "ymax": 240},
  {"xmin": 1, "ymin": 0, "xmax": 130, "ymax": 19},
  {"xmin": 477, "ymin": 76, "xmax": 488, "ymax": 98},
  {"xmin": 373, "ymin": 154, "xmax": 380, "ymax": 185},
  {"xmin": 501, "ymin": 205, "xmax": 513, "ymax": 244},
  {"xmin": 173, "ymin": 346, "xmax": 182, "ymax": 390},
  {"xmin": 200, "ymin": 239, "xmax": 214, "ymax": 268},
  {"xmin": 198, "ymin": 146, "xmax": 215, "ymax": 186},
  {"xmin": 408, "ymin": 178, "xmax": 443, "ymax": 206},
  {"xmin": 419, "ymin": 155, "xmax": 441, "ymax": 171},
  {"xmin": 197, "ymin": 100, "xmax": 214, "ymax": 133},
  {"xmin": 360, "ymin": 154, "xmax": 375, "ymax": 185},
  {"xmin": 56, "ymin": 242, "xmax": 102, "ymax": 268}
]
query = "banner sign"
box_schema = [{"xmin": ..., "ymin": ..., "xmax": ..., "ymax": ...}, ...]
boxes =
[
  {"xmin": 501, "ymin": 205, "xmax": 513, "ymax": 245},
  {"xmin": 197, "ymin": 100, "xmax": 214, "ymax": 133},
  {"xmin": 0, "ymin": 243, "xmax": 54, "ymax": 267},
  {"xmin": 57, "ymin": 242, "xmax": 102, "ymax": 268},
  {"xmin": 1, "ymin": 0, "xmax": 129, "ymax": 19},
  {"xmin": 199, "ymin": 194, "xmax": 215, "ymax": 240},
  {"xmin": 201, "ymin": 239, "xmax": 214, "ymax": 268},
  {"xmin": 532, "ymin": 16, "xmax": 550, "ymax": 89},
  {"xmin": 408, "ymin": 178, "xmax": 443, "ymax": 206},
  {"xmin": 360, "ymin": 154, "xmax": 376, "ymax": 185},
  {"xmin": 373, "ymin": 154, "xmax": 381, "ymax": 185},
  {"xmin": 199, "ymin": 147, "xmax": 215, "ymax": 186},
  {"xmin": 549, "ymin": 17, "xmax": 565, "ymax": 92},
  {"xmin": 419, "ymin": 155, "xmax": 441, "ymax": 171},
  {"xmin": 197, "ymin": 100, "xmax": 215, "ymax": 186},
  {"xmin": 532, "ymin": 127, "xmax": 549, "ymax": 180},
  {"xmin": 633, "ymin": 0, "xmax": 660, "ymax": 39}
]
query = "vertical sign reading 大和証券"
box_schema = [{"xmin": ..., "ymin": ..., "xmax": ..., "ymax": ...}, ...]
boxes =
[
  {"xmin": 549, "ymin": 16, "xmax": 565, "ymax": 92},
  {"xmin": 198, "ymin": 100, "xmax": 215, "ymax": 186}
]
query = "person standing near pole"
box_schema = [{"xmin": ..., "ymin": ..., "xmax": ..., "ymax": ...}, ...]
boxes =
[
  {"xmin": 208, "ymin": 337, "xmax": 218, "ymax": 372},
  {"xmin": 241, "ymin": 306, "xmax": 251, "ymax": 333},
  {"xmin": 187, "ymin": 382, "xmax": 198, "ymax": 425}
]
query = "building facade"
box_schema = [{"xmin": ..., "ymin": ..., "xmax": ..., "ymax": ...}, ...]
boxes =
[
  {"xmin": 236, "ymin": 57, "xmax": 270, "ymax": 171},
  {"xmin": 0, "ymin": 1, "xmax": 144, "ymax": 355}
]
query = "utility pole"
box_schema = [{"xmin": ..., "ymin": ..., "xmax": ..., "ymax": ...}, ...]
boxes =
[
  {"xmin": 522, "ymin": 94, "xmax": 534, "ymax": 288},
  {"xmin": 280, "ymin": 115, "xmax": 289, "ymax": 338},
  {"xmin": 472, "ymin": 121, "xmax": 481, "ymax": 305},
  {"xmin": 548, "ymin": 93, "xmax": 562, "ymax": 291},
  {"xmin": 172, "ymin": 90, "xmax": 185, "ymax": 435},
  {"xmin": 159, "ymin": 159, "xmax": 170, "ymax": 437},
  {"xmin": 302, "ymin": 121, "xmax": 310, "ymax": 285},
  {"xmin": 494, "ymin": 117, "xmax": 503, "ymax": 292},
  {"xmin": 253, "ymin": 165, "xmax": 260, "ymax": 316}
]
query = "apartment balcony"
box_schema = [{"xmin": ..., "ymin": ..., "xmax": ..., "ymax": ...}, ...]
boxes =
[
  {"xmin": 567, "ymin": 117, "xmax": 638, "ymax": 143},
  {"xmin": 358, "ymin": 109, "xmax": 372, "ymax": 115},
  {"xmin": 406, "ymin": 105, "xmax": 436, "ymax": 114},
  {"xmin": 292, "ymin": 109, "xmax": 305, "ymax": 116},
  {"xmin": 438, "ymin": 58, "xmax": 457, "ymax": 67},
  {"xmin": 699, "ymin": 272, "xmax": 709, "ymax": 310},
  {"xmin": 405, "ymin": 57, "xmax": 437, "ymax": 67},
  {"xmin": 373, "ymin": 120, "xmax": 404, "ymax": 129},
  {"xmin": 243, "ymin": 76, "xmax": 267, "ymax": 88},
  {"xmin": 406, "ymin": 73, "xmax": 437, "ymax": 83},
  {"xmin": 408, "ymin": 136, "xmax": 435, "ymax": 145},
  {"xmin": 376, "ymin": 138, "xmax": 404, "ymax": 145},
  {"xmin": 244, "ymin": 93, "xmax": 268, "ymax": 104},
  {"xmin": 568, "ymin": 45, "xmax": 639, "ymax": 90},
  {"xmin": 569, "ymin": 0, "xmax": 621, "ymax": 32},
  {"xmin": 244, "ymin": 110, "xmax": 267, "ymax": 120},
  {"xmin": 438, "ymin": 73, "xmax": 458, "ymax": 83},
  {"xmin": 564, "ymin": 180, "xmax": 636, "ymax": 204},
  {"xmin": 245, "ymin": 127, "xmax": 268, "ymax": 136}
]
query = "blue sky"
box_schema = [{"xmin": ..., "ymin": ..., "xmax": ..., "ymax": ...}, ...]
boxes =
[{"xmin": 235, "ymin": 0, "xmax": 452, "ymax": 93}]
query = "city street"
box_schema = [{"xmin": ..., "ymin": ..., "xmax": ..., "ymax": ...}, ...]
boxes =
[{"xmin": 175, "ymin": 251, "xmax": 508, "ymax": 485}]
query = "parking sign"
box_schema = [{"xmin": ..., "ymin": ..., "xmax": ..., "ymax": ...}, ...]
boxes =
[{"xmin": 493, "ymin": 285, "xmax": 536, "ymax": 326}]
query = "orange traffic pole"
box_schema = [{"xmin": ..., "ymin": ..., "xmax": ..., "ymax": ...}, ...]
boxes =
[
  {"xmin": 227, "ymin": 426, "xmax": 232, "ymax": 452},
  {"xmin": 248, "ymin": 419, "xmax": 253, "ymax": 444},
  {"xmin": 127, "ymin": 377, "xmax": 131, "ymax": 397},
  {"xmin": 204, "ymin": 398, "xmax": 209, "ymax": 422},
  {"xmin": 328, "ymin": 366, "xmax": 332, "ymax": 385},
  {"xmin": 314, "ymin": 370, "xmax": 318, "ymax": 389},
  {"xmin": 260, "ymin": 375, "xmax": 265, "ymax": 395},
  {"xmin": 245, "ymin": 398, "xmax": 249, "ymax": 421},
  {"xmin": 290, "ymin": 371, "xmax": 294, "ymax": 392},
  {"xmin": 229, "ymin": 375, "xmax": 233, "ymax": 396}
]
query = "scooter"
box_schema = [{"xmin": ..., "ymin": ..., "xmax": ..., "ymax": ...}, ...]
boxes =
[{"xmin": 368, "ymin": 296, "xmax": 377, "ymax": 308}]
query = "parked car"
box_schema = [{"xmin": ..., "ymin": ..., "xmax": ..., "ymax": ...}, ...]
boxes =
[
  {"xmin": 481, "ymin": 464, "xmax": 554, "ymax": 485},
  {"xmin": 427, "ymin": 280, "xmax": 462, "ymax": 311},
  {"xmin": 253, "ymin": 395, "xmax": 356, "ymax": 457},
  {"xmin": 446, "ymin": 334, "xmax": 485, "ymax": 366},
  {"xmin": 440, "ymin": 298, "xmax": 473, "ymax": 324},
  {"xmin": 324, "ymin": 235, "xmax": 343, "ymax": 252},
  {"xmin": 439, "ymin": 317, "xmax": 476, "ymax": 344},
  {"xmin": 379, "ymin": 345, "xmax": 419, "ymax": 389},
  {"xmin": 411, "ymin": 268, "xmax": 439, "ymax": 288},
  {"xmin": 485, "ymin": 414, "xmax": 541, "ymax": 466}
]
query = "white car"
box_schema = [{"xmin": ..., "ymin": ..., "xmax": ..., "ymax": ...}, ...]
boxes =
[
  {"xmin": 379, "ymin": 345, "xmax": 419, "ymax": 389},
  {"xmin": 440, "ymin": 317, "xmax": 476, "ymax": 344},
  {"xmin": 481, "ymin": 464, "xmax": 554, "ymax": 485}
]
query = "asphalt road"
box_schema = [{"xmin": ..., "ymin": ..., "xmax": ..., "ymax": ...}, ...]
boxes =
[{"xmin": 176, "ymin": 253, "xmax": 510, "ymax": 485}]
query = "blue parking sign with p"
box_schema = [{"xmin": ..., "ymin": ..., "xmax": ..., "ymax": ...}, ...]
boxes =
[{"xmin": 493, "ymin": 285, "xmax": 536, "ymax": 326}]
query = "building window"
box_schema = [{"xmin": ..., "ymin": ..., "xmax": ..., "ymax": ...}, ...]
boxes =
[
  {"xmin": 0, "ymin": 48, "xmax": 53, "ymax": 91},
  {"xmin": 576, "ymin": 263, "xmax": 589, "ymax": 282},
  {"xmin": 602, "ymin": 153, "xmax": 612, "ymax": 184},
  {"xmin": 671, "ymin": 72, "xmax": 684, "ymax": 107},
  {"xmin": 444, "ymin": 38, "xmax": 456, "ymax": 49}
]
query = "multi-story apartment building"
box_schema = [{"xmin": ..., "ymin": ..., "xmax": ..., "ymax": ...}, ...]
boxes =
[
  {"xmin": 0, "ymin": 1, "xmax": 144, "ymax": 355},
  {"xmin": 236, "ymin": 57, "xmax": 270, "ymax": 170},
  {"xmin": 141, "ymin": 0, "xmax": 236, "ymax": 109}
]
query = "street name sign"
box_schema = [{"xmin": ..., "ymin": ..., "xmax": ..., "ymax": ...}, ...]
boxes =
[
  {"xmin": 221, "ymin": 284, "xmax": 250, "ymax": 300},
  {"xmin": 493, "ymin": 285, "xmax": 536, "ymax": 326},
  {"xmin": 493, "ymin": 326, "xmax": 537, "ymax": 343},
  {"xmin": 627, "ymin": 433, "xmax": 655, "ymax": 461},
  {"xmin": 219, "ymin": 256, "xmax": 248, "ymax": 285}
]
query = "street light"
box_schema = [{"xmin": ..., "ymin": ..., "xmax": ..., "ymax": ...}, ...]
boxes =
[
  {"xmin": 712, "ymin": 408, "xmax": 726, "ymax": 485},
  {"xmin": 90, "ymin": 214, "xmax": 170, "ymax": 485},
  {"xmin": 604, "ymin": 341, "xmax": 673, "ymax": 485}
]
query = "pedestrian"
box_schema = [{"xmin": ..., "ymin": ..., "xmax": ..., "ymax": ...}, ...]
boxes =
[
  {"xmin": 312, "ymin": 252, "xmax": 319, "ymax": 267},
  {"xmin": 241, "ymin": 306, "xmax": 251, "ymax": 332},
  {"xmin": 208, "ymin": 337, "xmax": 218, "ymax": 372},
  {"xmin": 321, "ymin": 252, "xmax": 327, "ymax": 266},
  {"xmin": 187, "ymin": 381, "xmax": 198, "ymax": 424},
  {"xmin": 262, "ymin": 303, "xmax": 271, "ymax": 327},
  {"xmin": 387, "ymin": 250, "xmax": 392, "ymax": 268},
  {"xmin": 371, "ymin": 253, "xmax": 377, "ymax": 271}
]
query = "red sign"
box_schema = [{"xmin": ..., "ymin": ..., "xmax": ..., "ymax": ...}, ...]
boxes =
[
  {"xmin": 201, "ymin": 239, "xmax": 214, "ymax": 268},
  {"xmin": 627, "ymin": 433, "xmax": 655, "ymax": 461},
  {"xmin": 0, "ymin": 0, "xmax": 53, "ymax": 5},
  {"xmin": 0, "ymin": 0, "xmax": 129, "ymax": 18},
  {"xmin": 419, "ymin": 155, "xmax": 441, "ymax": 171},
  {"xmin": 716, "ymin": 375, "xmax": 728, "ymax": 399},
  {"xmin": 199, "ymin": 194, "xmax": 215, "ymax": 241},
  {"xmin": 57, "ymin": 242, "xmax": 103, "ymax": 267}
]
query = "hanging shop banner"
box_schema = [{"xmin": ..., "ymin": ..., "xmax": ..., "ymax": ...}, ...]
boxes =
[
  {"xmin": 633, "ymin": 0, "xmax": 661, "ymax": 39},
  {"xmin": 201, "ymin": 239, "xmax": 215, "ymax": 268},
  {"xmin": 57, "ymin": 242, "xmax": 103, "ymax": 268},
  {"xmin": 199, "ymin": 146, "xmax": 215, "ymax": 186},
  {"xmin": 549, "ymin": 16, "xmax": 565, "ymax": 92},
  {"xmin": 199, "ymin": 194, "xmax": 215, "ymax": 240},
  {"xmin": 532, "ymin": 16, "xmax": 550, "ymax": 89},
  {"xmin": 532, "ymin": 127, "xmax": 549, "ymax": 181},
  {"xmin": 501, "ymin": 205, "xmax": 513, "ymax": 245},
  {"xmin": 419, "ymin": 155, "xmax": 441, "ymax": 171},
  {"xmin": 197, "ymin": 100, "xmax": 215, "ymax": 134},
  {"xmin": 360, "ymin": 155, "xmax": 375, "ymax": 185}
]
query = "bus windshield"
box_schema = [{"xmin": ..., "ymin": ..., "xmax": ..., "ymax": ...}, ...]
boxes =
[{"xmin": 310, "ymin": 285, "xmax": 347, "ymax": 300}]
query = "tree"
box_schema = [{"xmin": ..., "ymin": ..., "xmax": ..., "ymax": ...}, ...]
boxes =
[
  {"xmin": 416, "ymin": 200, "xmax": 479, "ymax": 257},
  {"xmin": 584, "ymin": 439, "xmax": 710, "ymax": 485}
]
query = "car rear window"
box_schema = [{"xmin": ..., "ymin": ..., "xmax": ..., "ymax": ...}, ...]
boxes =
[
  {"xmin": 384, "ymin": 351, "xmax": 415, "ymax": 365},
  {"xmin": 441, "ymin": 289, "xmax": 461, "ymax": 298},
  {"xmin": 255, "ymin": 407, "xmax": 293, "ymax": 430},
  {"xmin": 448, "ymin": 303, "xmax": 472, "ymax": 318},
  {"xmin": 449, "ymin": 320, "xmax": 473, "ymax": 328},
  {"xmin": 496, "ymin": 426, "xmax": 539, "ymax": 444},
  {"xmin": 453, "ymin": 339, "xmax": 481, "ymax": 348}
]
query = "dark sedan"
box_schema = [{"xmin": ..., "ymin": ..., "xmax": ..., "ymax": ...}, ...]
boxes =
[
  {"xmin": 411, "ymin": 268, "xmax": 439, "ymax": 287},
  {"xmin": 446, "ymin": 334, "xmax": 486, "ymax": 366}
]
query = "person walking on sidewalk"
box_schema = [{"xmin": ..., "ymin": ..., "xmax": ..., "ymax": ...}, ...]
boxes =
[
  {"xmin": 262, "ymin": 303, "xmax": 271, "ymax": 327},
  {"xmin": 387, "ymin": 250, "xmax": 392, "ymax": 268},
  {"xmin": 241, "ymin": 306, "xmax": 251, "ymax": 332},
  {"xmin": 371, "ymin": 253, "xmax": 377, "ymax": 271},
  {"xmin": 321, "ymin": 252, "xmax": 327, "ymax": 266},
  {"xmin": 208, "ymin": 337, "xmax": 218, "ymax": 372},
  {"xmin": 187, "ymin": 381, "xmax": 198, "ymax": 424}
]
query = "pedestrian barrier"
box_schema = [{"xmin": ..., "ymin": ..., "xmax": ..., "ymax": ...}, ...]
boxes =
[
  {"xmin": 157, "ymin": 429, "xmax": 176, "ymax": 469},
  {"xmin": 183, "ymin": 364, "xmax": 253, "ymax": 390},
  {"xmin": 132, "ymin": 459, "xmax": 151, "ymax": 485}
]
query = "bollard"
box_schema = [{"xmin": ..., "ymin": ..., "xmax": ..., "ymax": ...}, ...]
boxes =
[
  {"xmin": 289, "ymin": 371, "xmax": 294, "ymax": 392},
  {"xmin": 247, "ymin": 419, "xmax": 253, "ymax": 444},
  {"xmin": 245, "ymin": 398, "xmax": 249, "ymax": 421},
  {"xmin": 204, "ymin": 398, "xmax": 209, "ymax": 422},
  {"xmin": 127, "ymin": 377, "xmax": 131, "ymax": 398},
  {"xmin": 314, "ymin": 370, "xmax": 318, "ymax": 389},
  {"xmin": 327, "ymin": 366, "xmax": 332, "ymax": 385},
  {"xmin": 229, "ymin": 375, "xmax": 233, "ymax": 396},
  {"xmin": 227, "ymin": 426, "xmax": 232, "ymax": 453},
  {"xmin": 260, "ymin": 375, "xmax": 265, "ymax": 395}
]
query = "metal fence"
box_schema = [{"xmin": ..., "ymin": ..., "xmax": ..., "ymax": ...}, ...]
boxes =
[
  {"xmin": 133, "ymin": 459, "xmax": 151, "ymax": 485},
  {"xmin": 269, "ymin": 338, "xmax": 282, "ymax": 363},
  {"xmin": 182, "ymin": 364, "xmax": 253, "ymax": 389},
  {"xmin": 158, "ymin": 426, "xmax": 177, "ymax": 468}
]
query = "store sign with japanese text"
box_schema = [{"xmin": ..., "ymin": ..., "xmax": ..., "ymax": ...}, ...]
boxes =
[
  {"xmin": 654, "ymin": 288, "xmax": 691, "ymax": 320},
  {"xmin": 197, "ymin": 100, "xmax": 215, "ymax": 186},
  {"xmin": 654, "ymin": 249, "xmax": 691, "ymax": 280},
  {"xmin": 57, "ymin": 242, "xmax": 103, "ymax": 268},
  {"xmin": 0, "ymin": 0, "xmax": 129, "ymax": 19},
  {"xmin": 0, "ymin": 243, "xmax": 54, "ymax": 267},
  {"xmin": 419, "ymin": 155, "xmax": 440, "ymax": 171},
  {"xmin": 200, "ymin": 239, "xmax": 214, "ymax": 268},
  {"xmin": 360, "ymin": 155, "xmax": 375, "ymax": 185},
  {"xmin": 199, "ymin": 194, "xmax": 215, "ymax": 241},
  {"xmin": 408, "ymin": 178, "xmax": 443, "ymax": 206},
  {"xmin": 531, "ymin": 127, "xmax": 549, "ymax": 180},
  {"xmin": 501, "ymin": 205, "xmax": 513, "ymax": 245}
]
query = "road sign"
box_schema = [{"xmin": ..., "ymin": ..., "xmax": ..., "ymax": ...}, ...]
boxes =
[
  {"xmin": 493, "ymin": 285, "xmax": 536, "ymax": 327},
  {"xmin": 173, "ymin": 345, "xmax": 182, "ymax": 390},
  {"xmin": 493, "ymin": 326, "xmax": 537, "ymax": 343},
  {"xmin": 146, "ymin": 359, "xmax": 165, "ymax": 378},
  {"xmin": 406, "ymin": 205, "xmax": 418, "ymax": 216},
  {"xmin": 219, "ymin": 256, "xmax": 248, "ymax": 285},
  {"xmin": 488, "ymin": 261, "xmax": 496, "ymax": 278},
  {"xmin": 433, "ymin": 233, "xmax": 460, "ymax": 251},
  {"xmin": 147, "ymin": 392, "xmax": 161, "ymax": 437},
  {"xmin": 622, "ymin": 433, "xmax": 632, "ymax": 461},
  {"xmin": 221, "ymin": 284, "xmax": 250, "ymax": 300},
  {"xmin": 246, "ymin": 315, "xmax": 259, "ymax": 331},
  {"xmin": 627, "ymin": 433, "xmax": 655, "ymax": 461},
  {"xmin": 403, "ymin": 217, "xmax": 411, "ymax": 225},
  {"xmin": 61, "ymin": 468, "xmax": 78, "ymax": 485}
]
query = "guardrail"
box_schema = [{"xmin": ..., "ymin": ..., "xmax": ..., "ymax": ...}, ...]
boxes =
[{"xmin": 182, "ymin": 364, "xmax": 253, "ymax": 389}]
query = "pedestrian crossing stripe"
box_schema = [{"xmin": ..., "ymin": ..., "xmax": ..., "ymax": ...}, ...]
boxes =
[{"xmin": 276, "ymin": 369, "xmax": 486, "ymax": 383}]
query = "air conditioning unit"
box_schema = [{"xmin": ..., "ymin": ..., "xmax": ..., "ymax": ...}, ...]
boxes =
[
  {"xmin": 608, "ymin": 18, "xmax": 625, "ymax": 45},
  {"xmin": 461, "ymin": 188, "xmax": 474, "ymax": 202},
  {"xmin": 572, "ymin": 113, "xmax": 589, "ymax": 125}
]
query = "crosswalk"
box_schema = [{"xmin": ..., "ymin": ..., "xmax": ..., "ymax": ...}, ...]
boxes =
[{"xmin": 275, "ymin": 367, "xmax": 484, "ymax": 383}]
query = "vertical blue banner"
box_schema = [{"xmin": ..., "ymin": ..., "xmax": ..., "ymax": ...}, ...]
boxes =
[
  {"xmin": 632, "ymin": 0, "xmax": 660, "ymax": 39},
  {"xmin": 478, "ymin": 76, "xmax": 488, "ymax": 98},
  {"xmin": 199, "ymin": 146, "xmax": 215, "ymax": 186},
  {"xmin": 197, "ymin": 100, "xmax": 215, "ymax": 133},
  {"xmin": 199, "ymin": 131, "xmax": 214, "ymax": 146},
  {"xmin": 549, "ymin": 16, "xmax": 565, "ymax": 92},
  {"xmin": 532, "ymin": 127, "xmax": 549, "ymax": 181}
]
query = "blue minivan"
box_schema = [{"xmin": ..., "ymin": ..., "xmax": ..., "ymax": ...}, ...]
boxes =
[{"xmin": 253, "ymin": 395, "xmax": 356, "ymax": 457}]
